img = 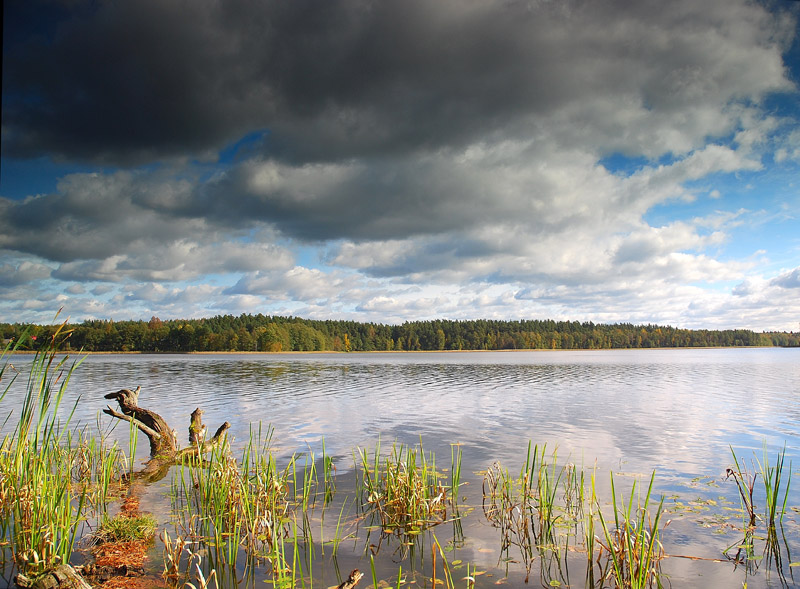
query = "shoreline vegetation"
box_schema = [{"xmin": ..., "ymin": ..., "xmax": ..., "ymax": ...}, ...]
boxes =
[
  {"xmin": 2, "ymin": 314, "xmax": 799, "ymax": 353},
  {"xmin": 1, "ymin": 325, "xmax": 797, "ymax": 589}
]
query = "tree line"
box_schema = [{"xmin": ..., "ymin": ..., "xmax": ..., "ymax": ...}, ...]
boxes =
[{"xmin": 2, "ymin": 314, "xmax": 798, "ymax": 352}]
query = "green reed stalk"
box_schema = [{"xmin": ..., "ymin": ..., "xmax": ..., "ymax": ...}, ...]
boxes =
[
  {"xmin": 127, "ymin": 414, "xmax": 139, "ymax": 478},
  {"xmin": 1, "ymin": 322, "xmax": 89, "ymax": 578},
  {"xmin": 432, "ymin": 533, "xmax": 455, "ymax": 589},
  {"xmin": 369, "ymin": 554, "xmax": 379, "ymax": 589},
  {"xmin": 597, "ymin": 472, "xmax": 664, "ymax": 589},
  {"xmin": 585, "ymin": 472, "xmax": 597, "ymax": 569},
  {"xmin": 322, "ymin": 437, "xmax": 336, "ymax": 503},
  {"xmin": 329, "ymin": 497, "xmax": 352, "ymax": 556},
  {"xmin": 759, "ymin": 443, "xmax": 792, "ymax": 526},
  {"xmin": 728, "ymin": 446, "xmax": 758, "ymax": 528},
  {"xmin": 450, "ymin": 444, "xmax": 462, "ymax": 504}
]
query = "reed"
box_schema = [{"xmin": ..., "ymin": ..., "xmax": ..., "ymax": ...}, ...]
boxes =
[
  {"xmin": 0, "ymin": 322, "xmax": 90, "ymax": 579},
  {"xmin": 726, "ymin": 446, "xmax": 758, "ymax": 528},
  {"xmin": 450, "ymin": 443, "xmax": 463, "ymax": 504},
  {"xmin": 169, "ymin": 423, "xmax": 341, "ymax": 586},
  {"xmin": 321, "ymin": 437, "xmax": 336, "ymax": 503},
  {"xmin": 67, "ymin": 428, "xmax": 126, "ymax": 515},
  {"xmin": 585, "ymin": 472, "xmax": 598, "ymax": 569},
  {"xmin": 596, "ymin": 472, "xmax": 665, "ymax": 589},
  {"xmin": 359, "ymin": 442, "xmax": 448, "ymax": 535},
  {"xmin": 758, "ymin": 443, "xmax": 792, "ymax": 526},
  {"xmin": 483, "ymin": 445, "xmax": 580, "ymax": 585},
  {"xmin": 432, "ymin": 532, "xmax": 456, "ymax": 589},
  {"xmin": 161, "ymin": 529, "xmax": 219, "ymax": 589}
]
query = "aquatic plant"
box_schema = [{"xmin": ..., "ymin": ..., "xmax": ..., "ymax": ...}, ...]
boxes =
[
  {"xmin": 0, "ymin": 323, "xmax": 90, "ymax": 579},
  {"xmin": 758, "ymin": 443, "xmax": 792, "ymax": 526},
  {"xmin": 358, "ymin": 442, "xmax": 449, "ymax": 535},
  {"xmin": 450, "ymin": 443, "xmax": 463, "ymax": 504},
  {"xmin": 726, "ymin": 446, "xmax": 758, "ymax": 528},
  {"xmin": 596, "ymin": 472, "xmax": 665, "ymax": 589},
  {"xmin": 482, "ymin": 444, "xmax": 588, "ymax": 585},
  {"xmin": 722, "ymin": 444, "xmax": 795, "ymax": 586},
  {"xmin": 170, "ymin": 423, "xmax": 343, "ymax": 587},
  {"xmin": 96, "ymin": 512, "xmax": 157, "ymax": 544},
  {"xmin": 161, "ymin": 529, "xmax": 219, "ymax": 589}
]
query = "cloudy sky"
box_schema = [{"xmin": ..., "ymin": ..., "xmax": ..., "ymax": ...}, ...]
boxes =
[{"xmin": 2, "ymin": 0, "xmax": 800, "ymax": 331}]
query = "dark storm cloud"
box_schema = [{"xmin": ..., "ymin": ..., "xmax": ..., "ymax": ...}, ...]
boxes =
[
  {"xmin": 4, "ymin": 0, "xmax": 559, "ymax": 163},
  {"xmin": 4, "ymin": 0, "xmax": 791, "ymax": 165}
]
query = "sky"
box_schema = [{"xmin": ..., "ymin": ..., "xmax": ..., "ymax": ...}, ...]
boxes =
[{"xmin": 1, "ymin": 0, "xmax": 800, "ymax": 331}]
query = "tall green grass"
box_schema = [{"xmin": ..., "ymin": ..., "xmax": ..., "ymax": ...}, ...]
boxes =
[
  {"xmin": 358, "ymin": 442, "xmax": 448, "ymax": 536},
  {"xmin": 727, "ymin": 446, "xmax": 758, "ymax": 528},
  {"xmin": 728, "ymin": 444, "xmax": 793, "ymax": 529},
  {"xmin": 758, "ymin": 443, "xmax": 792, "ymax": 526},
  {"xmin": 0, "ymin": 323, "xmax": 89, "ymax": 579},
  {"xmin": 596, "ymin": 472, "xmax": 665, "ymax": 589},
  {"xmin": 482, "ymin": 444, "xmax": 587, "ymax": 585},
  {"xmin": 170, "ymin": 424, "xmax": 340, "ymax": 586}
]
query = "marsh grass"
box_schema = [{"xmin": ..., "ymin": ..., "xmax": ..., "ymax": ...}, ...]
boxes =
[
  {"xmin": 170, "ymin": 424, "xmax": 341, "ymax": 587},
  {"xmin": 727, "ymin": 446, "xmax": 759, "ymax": 528},
  {"xmin": 161, "ymin": 529, "xmax": 219, "ymax": 589},
  {"xmin": 0, "ymin": 322, "xmax": 94, "ymax": 579},
  {"xmin": 758, "ymin": 443, "xmax": 792, "ymax": 526},
  {"xmin": 727, "ymin": 444, "xmax": 793, "ymax": 530},
  {"xmin": 595, "ymin": 472, "xmax": 665, "ymax": 589},
  {"xmin": 482, "ymin": 444, "xmax": 588, "ymax": 585},
  {"xmin": 358, "ymin": 442, "xmax": 449, "ymax": 537},
  {"xmin": 94, "ymin": 512, "xmax": 157, "ymax": 544},
  {"xmin": 722, "ymin": 445, "xmax": 795, "ymax": 586},
  {"xmin": 67, "ymin": 428, "xmax": 128, "ymax": 515}
]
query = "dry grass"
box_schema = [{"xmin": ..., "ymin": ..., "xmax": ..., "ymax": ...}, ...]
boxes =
[{"xmin": 93, "ymin": 540, "xmax": 150, "ymax": 570}]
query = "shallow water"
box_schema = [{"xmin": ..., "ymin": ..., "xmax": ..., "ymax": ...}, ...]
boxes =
[{"xmin": 3, "ymin": 348, "xmax": 799, "ymax": 587}]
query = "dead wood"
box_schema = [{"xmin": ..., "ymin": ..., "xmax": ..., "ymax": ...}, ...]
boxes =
[
  {"xmin": 103, "ymin": 386, "xmax": 229, "ymax": 461},
  {"xmin": 15, "ymin": 564, "xmax": 92, "ymax": 589},
  {"xmin": 189, "ymin": 408, "xmax": 207, "ymax": 446},
  {"xmin": 337, "ymin": 570, "xmax": 364, "ymax": 589}
]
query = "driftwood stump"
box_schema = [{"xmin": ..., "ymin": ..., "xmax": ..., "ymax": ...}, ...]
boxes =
[
  {"xmin": 189, "ymin": 407, "xmax": 207, "ymax": 446},
  {"xmin": 337, "ymin": 570, "xmax": 364, "ymax": 589},
  {"xmin": 103, "ymin": 387, "xmax": 230, "ymax": 461}
]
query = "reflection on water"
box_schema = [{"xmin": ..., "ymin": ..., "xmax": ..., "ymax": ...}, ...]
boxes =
[
  {"xmin": 29, "ymin": 348, "xmax": 796, "ymax": 476},
  {"xmin": 2, "ymin": 348, "xmax": 799, "ymax": 587}
]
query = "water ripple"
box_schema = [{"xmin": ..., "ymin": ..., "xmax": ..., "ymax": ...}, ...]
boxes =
[{"xmin": 3, "ymin": 349, "xmax": 798, "ymax": 489}]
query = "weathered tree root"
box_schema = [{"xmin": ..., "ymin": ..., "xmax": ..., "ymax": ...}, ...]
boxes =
[{"xmin": 104, "ymin": 387, "xmax": 230, "ymax": 460}]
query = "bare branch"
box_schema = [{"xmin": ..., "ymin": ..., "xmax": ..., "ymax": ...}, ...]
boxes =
[{"xmin": 103, "ymin": 406, "xmax": 161, "ymax": 440}]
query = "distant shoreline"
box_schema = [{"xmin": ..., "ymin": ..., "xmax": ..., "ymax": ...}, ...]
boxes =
[{"xmin": 6, "ymin": 346, "xmax": 789, "ymax": 356}]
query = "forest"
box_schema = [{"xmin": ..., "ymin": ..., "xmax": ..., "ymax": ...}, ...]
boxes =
[{"xmin": 1, "ymin": 314, "xmax": 798, "ymax": 352}]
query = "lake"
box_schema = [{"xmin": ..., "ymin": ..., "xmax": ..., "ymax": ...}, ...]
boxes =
[{"xmin": 3, "ymin": 348, "xmax": 799, "ymax": 587}]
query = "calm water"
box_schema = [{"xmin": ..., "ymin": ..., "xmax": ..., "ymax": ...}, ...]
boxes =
[{"xmin": 3, "ymin": 348, "xmax": 799, "ymax": 587}]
